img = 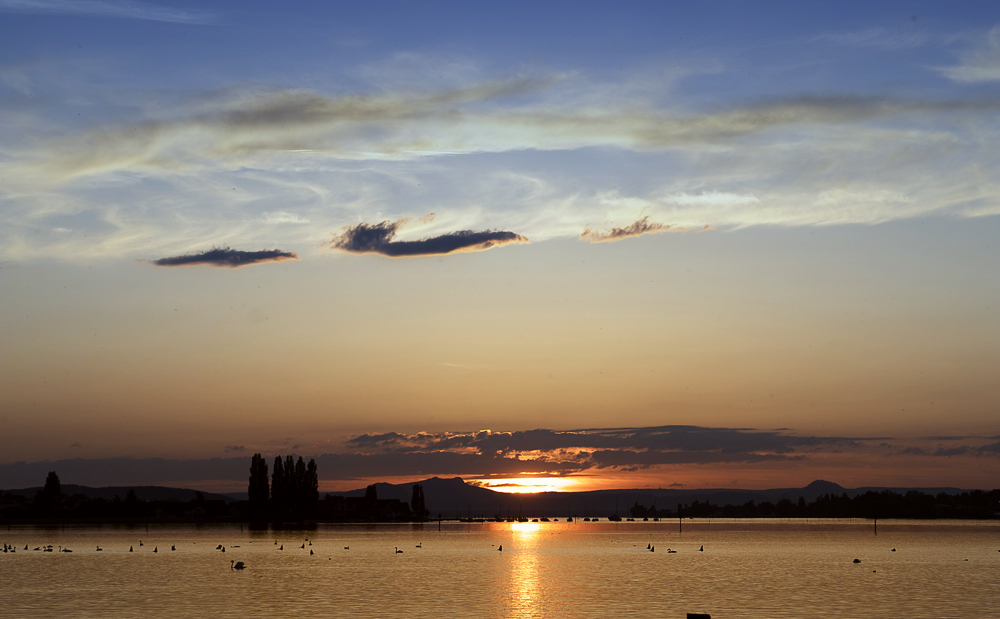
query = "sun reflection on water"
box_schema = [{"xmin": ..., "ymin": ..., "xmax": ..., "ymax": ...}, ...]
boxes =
[{"xmin": 506, "ymin": 521, "xmax": 541, "ymax": 615}]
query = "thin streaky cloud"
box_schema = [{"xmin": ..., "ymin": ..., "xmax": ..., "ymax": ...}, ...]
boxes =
[
  {"xmin": 151, "ymin": 247, "xmax": 299, "ymax": 268},
  {"xmin": 14, "ymin": 85, "xmax": 1000, "ymax": 186},
  {"xmin": 936, "ymin": 25, "xmax": 1000, "ymax": 83},
  {"xmin": 580, "ymin": 216, "xmax": 672, "ymax": 243},
  {"xmin": 0, "ymin": 0, "xmax": 214, "ymax": 24},
  {"xmin": 806, "ymin": 27, "xmax": 940, "ymax": 50}
]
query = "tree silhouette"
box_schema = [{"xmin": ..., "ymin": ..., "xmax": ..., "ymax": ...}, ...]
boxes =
[
  {"xmin": 43, "ymin": 471, "xmax": 61, "ymax": 499},
  {"xmin": 365, "ymin": 484, "xmax": 378, "ymax": 502},
  {"xmin": 262, "ymin": 454, "xmax": 320, "ymax": 520},
  {"xmin": 272, "ymin": 456, "xmax": 285, "ymax": 509},
  {"xmin": 411, "ymin": 484, "xmax": 428, "ymax": 521},
  {"xmin": 34, "ymin": 471, "xmax": 62, "ymax": 515},
  {"xmin": 306, "ymin": 459, "xmax": 319, "ymax": 503},
  {"xmin": 248, "ymin": 453, "xmax": 269, "ymax": 519},
  {"xmin": 294, "ymin": 456, "xmax": 306, "ymax": 511}
]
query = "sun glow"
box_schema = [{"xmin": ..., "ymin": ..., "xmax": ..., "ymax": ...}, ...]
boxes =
[{"xmin": 471, "ymin": 477, "xmax": 581, "ymax": 493}]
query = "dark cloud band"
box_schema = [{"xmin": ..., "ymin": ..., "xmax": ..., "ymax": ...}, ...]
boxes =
[
  {"xmin": 330, "ymin": 219, "xmax": 528, "ymax": 257},
  {"xmin": 152, "ymin": 247, "xmax": 299, "ymax": 268}
]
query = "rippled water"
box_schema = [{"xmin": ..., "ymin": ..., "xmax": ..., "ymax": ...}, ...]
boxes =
[{"xmin": 2, "ymin": 520, "xmax": 998, "ymax": 618}]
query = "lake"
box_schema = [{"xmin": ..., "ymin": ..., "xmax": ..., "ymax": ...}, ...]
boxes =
[{"xmin": 2, "ymin": 520, "xmax": 997, "ymax": 618}]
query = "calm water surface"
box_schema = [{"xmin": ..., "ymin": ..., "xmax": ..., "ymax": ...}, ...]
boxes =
[{"xmin": 2, "ymin": 520, "xmax": 998, "ymax": 618}]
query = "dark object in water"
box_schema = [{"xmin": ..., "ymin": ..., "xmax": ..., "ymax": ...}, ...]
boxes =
[
  {"xmin": 853, "ymin": 558, "xmax": 861, "ymax": 563},
  {"xmin": 891, "ymin": 548, "xmax": 896, "ymax": 552},
  {"xmin": 688, "ymin": 614, "xmax": 711, "ymax": 619}
]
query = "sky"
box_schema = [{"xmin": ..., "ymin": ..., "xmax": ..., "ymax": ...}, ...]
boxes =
[{"xmin": 1, "ymin": 0, "xmax": 999, "ymax": 494}]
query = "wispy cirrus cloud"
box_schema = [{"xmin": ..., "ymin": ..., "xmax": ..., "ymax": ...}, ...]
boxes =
[
  {"xmin": 936, "ymin": 25, "xmax": 1000, "ymax": 82},
  {"xmin": 5, "ymin": 75, "xmax": 1000, "ymax": 263},
  {"xmin": 807, "ymin": 26, "xmax": 943, "ymax": 50},
  {"xmin": 151, "ymin": 246, "xmax": 299, "ymax": 268},
  {"xmin": 13, "ymin": 81, "xmax": 1000, "ymax": 187},
  {"xmin": 0, "ymin": 0, "xmax": 213, "ymax": 24},
  {"xmin": 328, "ymin": 217, "xmax": 528, "ymax": 257}
]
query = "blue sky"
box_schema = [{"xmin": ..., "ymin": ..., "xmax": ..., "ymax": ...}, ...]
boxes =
[{"xmin": 1, "ymin": 1, "xmax": 999, "ymax": 491}]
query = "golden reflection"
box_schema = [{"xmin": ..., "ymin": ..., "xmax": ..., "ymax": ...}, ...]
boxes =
[
  {"xmin": 506, "ymin": 520, "xmax": 540, "ymax": 615},
  {"xmin": 511, "ymin": 521, "xmax": 541, "ymax": 535}
]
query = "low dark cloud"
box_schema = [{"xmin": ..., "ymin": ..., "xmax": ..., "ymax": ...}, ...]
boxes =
[
  {"xmin": 3, "ymin": 425, "xmax": 995, "ymax": 491},
  {"xmin": 345, "ymin": 425, "xmax": 855, "ymax": 456},
  {"xmin": 330, "ymin": 218, "xmax": 528, "ymax": 257},
  {"xmin": 580, "ymin": 216, "xmax": 672, "ymax": 243},
  {"xmin": 152, "ymin": 246, "xmax": 299, "ymax": 268},
  {"xmin": 977, "ymin": 442, "xmax": 1000, "ymax": 454},
  {"xmin": 933, "ymin": 446, "xmax": 971, "ymax": 457}
]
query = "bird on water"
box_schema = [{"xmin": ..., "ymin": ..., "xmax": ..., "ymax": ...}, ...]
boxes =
[
  {"xmin": 498, "ymin": 545, "xmax": 503, "ymax": 552},
  {"xmin": 231, "ymin": 560, "xmax": 245, "ymax": 570},
  {"xmin": 395, "ymin": 547, "xmax": 403, "ymax": 554}
]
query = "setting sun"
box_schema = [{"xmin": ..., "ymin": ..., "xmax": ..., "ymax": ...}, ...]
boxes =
[{"xmin": 471, "ymin": 477, "xmax": 582, "ymax": 494}]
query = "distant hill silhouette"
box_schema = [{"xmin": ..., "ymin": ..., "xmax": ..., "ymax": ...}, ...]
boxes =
[
  {"xmin": 322, "ymin": 478, "xmax": 972, "ymax": 519},
  {"xmin": 5, "ymin": 484, "xmax": 235, "ymax": 503}
]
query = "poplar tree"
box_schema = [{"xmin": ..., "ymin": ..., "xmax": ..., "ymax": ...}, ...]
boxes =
[
  {"xmin": 272, "ymin": 456, "xmax": 285, "ymax": 507},
  {"xmin": 411, "ymin": 484, "xmax": 427, "ymax": 521},
  {"xmin": 306, "ymin": 459, "xmax": 319, "ymax": 503},
  {"xmin": 284, "ymin": 455, "xmax": 296, "ymax": 507},
  {"xmin": 248, "ymin": 454, "xmax": 269, "ymax": 517},
  {"xmin": 294, "ymin": 456, "xmax": 307, "ymax": 510}
]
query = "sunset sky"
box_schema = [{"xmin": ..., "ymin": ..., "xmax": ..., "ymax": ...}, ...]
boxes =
[{"xmin": 2, "ymin": 1, "xmax": 999, "ymax": 493}]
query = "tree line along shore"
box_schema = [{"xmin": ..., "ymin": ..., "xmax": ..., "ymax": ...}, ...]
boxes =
[{"xmin": 1, "ymin": 454, "xmax": 997, "ymax": 524}]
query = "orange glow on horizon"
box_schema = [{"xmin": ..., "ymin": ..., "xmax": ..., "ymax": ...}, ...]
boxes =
[{"xmin": 470, "ymin": 477, "xmax": 583, "ymax": 493}]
